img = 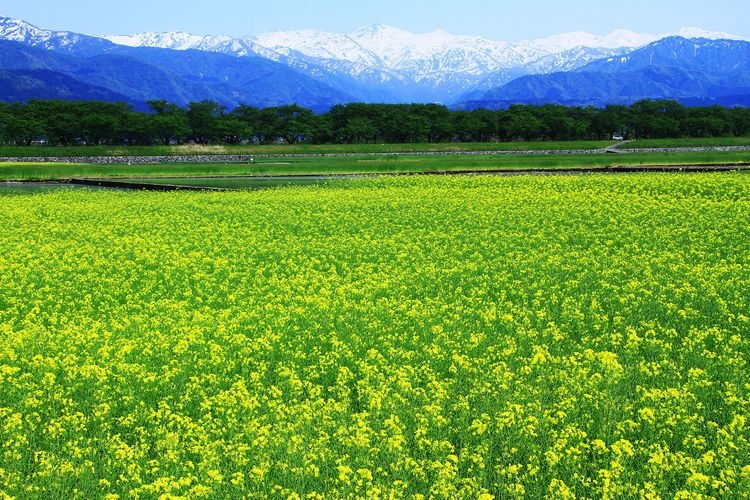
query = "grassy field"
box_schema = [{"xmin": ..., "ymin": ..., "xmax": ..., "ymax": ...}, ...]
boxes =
[
  {"xmin": 625, "ymin": 137, "xmax": 750, "ymax": 149},
  {"xmin": 1, "ymin": 174, "xmax": 749, "ymax": 498},
  {"xmin": 0, "ymin": 140, "xmax": 613, "ymax": 158},
  {"xmin": 2, "ymin": 150, "xmax": 750, "ymax": 181},
  {"xmin": 1, "ymin": 137, "xmax": 749, "ymax": 159}
]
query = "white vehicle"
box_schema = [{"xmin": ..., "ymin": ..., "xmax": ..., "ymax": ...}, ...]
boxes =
[{"xmin": 612, "ymin": 134, "xmax": 624, "ymax": 141}]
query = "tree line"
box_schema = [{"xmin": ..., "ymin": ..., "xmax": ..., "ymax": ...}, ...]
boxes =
[{"xmin": 1, "ymin": 98, "xmax": 749, "ymax": 146}]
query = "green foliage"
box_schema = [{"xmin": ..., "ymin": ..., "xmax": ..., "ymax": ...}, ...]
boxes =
[
  {"xmin": 148, "ymin": 100, "xmax": 190, "ymax": 145},
  {"xmin": 187, "ymin": 100, "xmax": 226, "ymax": 144},
  {"xmin": 1, "ymin": 98, "xmax": 750, "ymax": 148}
]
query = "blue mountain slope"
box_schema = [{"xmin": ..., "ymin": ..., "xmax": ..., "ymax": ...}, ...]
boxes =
[
  {"xmin": 580, "ymin": 37, "xmax": 750, "ymax": 75},
  {"xmin": 3, "ymin": 15, "xmax": 750, "ymax": 111},
  {"xmin": 0, "ymin": 39, "xmax": 78, "ymax": 71},
  {"xmin": 0, "ymin": 69, "xmax": 138, "ymax": 105},
  {"xmin": 0, "ymin": 39, "xmax": 355, "ymax": 111},
  {"xmin": 458, "ymin": 37, "xmax": 750, "ymax": 109},
  {"xmin": 104, "ymin": 46, "xmax": 358, "ymax": 109}
]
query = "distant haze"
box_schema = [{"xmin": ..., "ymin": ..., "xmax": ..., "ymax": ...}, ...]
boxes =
[{"xmin": 2, "ymin": 0, "xmax": 748, "ymax": 41}]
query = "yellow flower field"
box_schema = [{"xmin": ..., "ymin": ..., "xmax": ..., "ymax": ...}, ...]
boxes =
[{"xmin": 0, "ymin": 174, "xmax": 749, "ymax": 498}]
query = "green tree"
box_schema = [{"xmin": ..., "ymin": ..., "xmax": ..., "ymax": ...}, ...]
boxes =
[
  {"xmin": 329, "ymin": 103, "xmax": 384, "ymax": 143},
  {"xmin": 228, "ymin": 105, "xmax": 260, "ymax": 143},
  {"xmin": 592, "ymin": 105, "xmax": 631, "ymax": 140},
  {"xmin": 269, "ymin": 105, "xmax": 315, "ymax": 144},
  {"xmin": 507, "ymin": 106, "xmax": 545, "ymax": 141},
  {"xmin": 148, "ymin": 100, "xmax": 190, "ymax": 145},
  {"xmin": 78, "ymin": 102, "xmax": 131, "ymax": 145},
  {"xmin": 122, "ymin": 111, "xmax": 155, "ymax": 146},
  {"xmin": 729, "ymin": 107, "xmax": 750, "ymax": 137},
  {"xmin": 421, "ymin": 104, "xmax": 454, "ymax": 143},
  {"xmin": 630, "ymin": 100, "xmax": 685, "ymax": 139},
  {"xmin": 0, "ymin": 103, "xmax": 45, "ymax": 145},
  {"xmin": 341, "ymin": 117, "xmax": 378, "ymax": 143},
  {"xmin": 685, "ymin": 106, "xmax": 730, "ymax": 137},
  {"xmin": 187, "ymin": 100, "xmax": 225, "ymax": 144},
  {"xmin": 219, "ymin": 115, "xmax": 251, "ymax": 144},
  {"xmin": 309, "ymin": 113, "xmax": 335, "ymax": 144},
  {"xmin": 567, "ymin": 106, "xmax": 595, "ymax": 140},
  {"xmin": 25, "ymin": 100, "xmax": 80, "ymax": 145}
]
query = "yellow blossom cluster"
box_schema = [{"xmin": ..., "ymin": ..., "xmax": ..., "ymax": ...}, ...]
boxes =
[{"xmin": 0, "ymin": 173, "xmax": 749, "ymax": 497}]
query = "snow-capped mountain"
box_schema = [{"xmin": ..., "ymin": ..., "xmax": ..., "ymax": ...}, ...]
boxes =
[
  {"xmin": 105, "ymin": 23, "xmax": 637, "ymax": 101},
  {"xmin": 459, "ymin": 45, "xmax": 633, "ymax": 103},
  {"xmin": 0, "ymin": 17, "xmax": 357, "ymax": 111},
  {"xmin": 254, "ymin": 24, "xmax": 618, "ymax": 94},
  {"xmin": 459, "ymin": 36, "xmax": 750, "ymax": 109},
  {"xmin": 99, "ymin": 22, "xmax": 746, "ymax": 102},
  {"xmin": 106, "ymin": 31, "xmax": 280, "ymax": 60},
  {"xmin": 1, "ymin": 15, "xmax": 748, "ymax": 107},
  {"xmin": 0, "ymin": 15, "xmax": 114, "ymax": 53}
]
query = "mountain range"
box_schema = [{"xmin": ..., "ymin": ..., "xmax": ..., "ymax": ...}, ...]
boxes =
[{"xmin": 0, "ymin": 16, "xmax": 748, "ymax": 111}]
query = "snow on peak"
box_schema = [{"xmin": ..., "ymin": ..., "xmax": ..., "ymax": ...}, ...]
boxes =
[
  {"xmin": 255, "ymin": 28, "xmax": 381, "ymax": 65},
  {"xmin": 339, "ymin": 25, "xmax": 514, "ymax": 69},
  {"xmin": 600, "ymin": 29, "xmax": 658, "ymax": 48},
  {"xmin": 0, "ymin": 16, "xmax": 73, "ymax": 44},
  {"xmin": 0, "ymin": 16, "xmax": 40, "ymax": 37},
  {"xmin": 667, "ymin": 27, "xmax": 744, "ymax": 40},
  {"xmin": 103, "ymin": 30, "xmax": 279, "ymax": 59},
  {"xmin": 104, "ymin": 31, "xmax": 232, "ymax": 50},
  {"xmin": 348, "ymin": 24, "xmax": 412, "ymax": 41},
  {"xmin": 529, "ymin": 29, "xmax": 656, "ymax": 52}
]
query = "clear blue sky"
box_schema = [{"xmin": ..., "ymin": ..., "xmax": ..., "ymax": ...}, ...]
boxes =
[{"xmin": 3, "ymin": 0, "xmax": 749, "ymax": 39}]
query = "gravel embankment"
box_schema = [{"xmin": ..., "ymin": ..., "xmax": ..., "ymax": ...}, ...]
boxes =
[
  {"xmin": 0, "ymin": 155, "xmax": 257, "ymax": 164},
  {"xmin": 617, "ymin": 146, "xmax": 750, "ymax": 153}
]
